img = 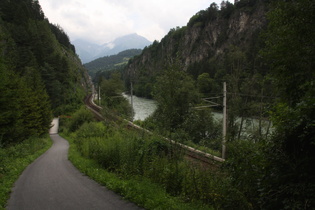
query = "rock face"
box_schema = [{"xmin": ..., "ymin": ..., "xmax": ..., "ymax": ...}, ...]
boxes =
[{"xmin": 126, "ymin": 0, "xmax": 267, "ymax": 81}]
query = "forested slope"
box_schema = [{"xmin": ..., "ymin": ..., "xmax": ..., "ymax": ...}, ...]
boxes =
[
  {"xmin": 125, "ymin": 0, "xmax": 268, "ymax": 99},
  {"xmin": 125, "ymin": 0, "xmax": 272, "ymax": 141},
  {"xmin": 85, "ymin": 49, "xmax": 142, "ymax": 79},
  {"xmin": 0, "ymin": 0, "xmax": 90, "ymax": 145}
]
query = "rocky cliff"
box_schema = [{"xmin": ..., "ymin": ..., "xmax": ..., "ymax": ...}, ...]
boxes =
[{"xmin": 125, "ymin": 0, "xmax": 268, "ymax": 98}]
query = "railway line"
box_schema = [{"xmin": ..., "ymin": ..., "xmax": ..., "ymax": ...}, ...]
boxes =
[
  {"xmin": 84, "ymin": 93, "xmax": 225, "ymax": 166},
  {"xmin": 84, "ymin": 94, "xmax": 104, "ymax": 121}
]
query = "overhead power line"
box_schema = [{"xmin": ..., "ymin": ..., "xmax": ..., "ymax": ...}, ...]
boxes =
[{"xmin": 227, "ymin": 92, "xmax": 278, "ymax": 99}]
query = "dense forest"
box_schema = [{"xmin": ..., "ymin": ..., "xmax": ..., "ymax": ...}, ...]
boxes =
[{"xmin": 0, "ymin": 0, "xmax": 90, "ymax": 146}]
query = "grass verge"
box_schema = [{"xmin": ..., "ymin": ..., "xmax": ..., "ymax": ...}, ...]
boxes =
[
  {"xmin": 63, "ymin": 133, "xmax": 213, "ymax": 210},
  {"xmin": 0, "ymin": 135, "xmax": 52, "ymax": 210}
]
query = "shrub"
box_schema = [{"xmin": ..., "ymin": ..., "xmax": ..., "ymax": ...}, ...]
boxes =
[
  {"xmin": 68, "ymin": 106, "xmax": 94, "ymax": 132},
  {"xmin": 223, "ymin": 140, "xmax": 266, "ymax": 208},
  {"xmin": 0, "ymin": 136, "xmax": 51, "ymax": 209},
  {"xmin": 71, "ymin": 122, "xmax": 251, "ymax": 208}
]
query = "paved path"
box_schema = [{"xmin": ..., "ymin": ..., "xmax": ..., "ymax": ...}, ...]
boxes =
[
  {"xmin": 49, "ymin": 118, "xmax": 59, "ymax": 135},
  {"xmin": 7, "ymin": 118, "xmax": 141, "ymax": 210}
]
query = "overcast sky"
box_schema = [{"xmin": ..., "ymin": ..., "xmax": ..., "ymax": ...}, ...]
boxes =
[{"xmin": 39, "ymin": 0, "xmax": 225, "ymax": 45}]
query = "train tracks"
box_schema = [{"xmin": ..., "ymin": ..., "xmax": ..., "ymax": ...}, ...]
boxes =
[
  {"xmin": 84, "ymin": 93, "xmax": 225, "ymax": 166},
  {"xmin": 84, "ymin": 94, "xmax": 104, "ymax": 121}
]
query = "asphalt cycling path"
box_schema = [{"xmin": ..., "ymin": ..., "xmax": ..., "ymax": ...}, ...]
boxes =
[{"xmin": 7, "ymin": 118, "xmax": 142, "ymax": 210}]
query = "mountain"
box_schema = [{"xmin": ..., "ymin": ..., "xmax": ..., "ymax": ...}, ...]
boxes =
[
  {"xmin": 84, "ymin": 49, "xmax": 142, "ymax": 79},
  {"xmin": 125, "ymin": 0, "xmax": 269, "ymax": 99},
  {"xmin": 74, "ymin": 34, "xmax": 151, "ymax": 63},
  {"xmin": 72, "ymin": 39, "xmax": 103, "ymax": 64}
]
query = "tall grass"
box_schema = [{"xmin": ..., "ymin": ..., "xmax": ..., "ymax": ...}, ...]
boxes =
[
  {"xmin": 0, "ymin": 136, "xmax": 52, "ymax": 209},
  {"xmin": 66, "ymin": 133, "xmax": 211, "ymax": 209},
  {"xmin": 69, "ymin": 121, "xmax": 251, "ymax": 209}
]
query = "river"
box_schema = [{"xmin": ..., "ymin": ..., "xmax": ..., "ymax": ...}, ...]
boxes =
[
  {"xmin": 123, "ymin": 93, "xmax": 157, "ymax": 121},
  {"xmin": 123, "ymin": 93, "xmax": 272, "ymax": 137},
  {"xmin": 122, "ymin": 94, "xmax": 223, "ymax": 121}
]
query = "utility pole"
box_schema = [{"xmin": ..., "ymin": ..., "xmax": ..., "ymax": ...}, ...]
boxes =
[
  {"xmin": 130, "ymin": 80, "xmax": 134, "ymax": 121},
  {"xmin": 192, "ymin": 82, "xmax": 227, "ymax": 159},
  {"xmin": 98, "ymin": 85, "xmax": 101, "ymax": 105},
  {"xmin": 222, "ymin": 82, "xmax": 227, "ymax": 159},
  {"xmin": 130, "ymin": 67, "xmax": 134, "ymax": 121}
]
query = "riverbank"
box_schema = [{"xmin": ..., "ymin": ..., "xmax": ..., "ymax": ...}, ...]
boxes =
[
  {"xmin": 122, "ymin": 93, "xmax": 157, "ymax": 121},
  {"xmin": 123, "ymin": 93, "xmax": 272, "ymax": 139}
]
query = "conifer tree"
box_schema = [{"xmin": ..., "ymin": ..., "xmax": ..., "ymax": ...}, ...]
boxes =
[{"xmin": 0, "ymin": 65, "xmax": 24, "ymax": 145}]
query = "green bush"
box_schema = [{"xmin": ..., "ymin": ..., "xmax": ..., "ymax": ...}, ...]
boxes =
[
  {"xmin": 0, "ymin": 136, "xmax": 52, "ymax": 209},
  {"xmin": 66, "ymin": 133, "xmax": 213, "ymax": 209},
  {"xmin": 224, "ymin": 140, "xmax": 266, "ymax": 209},
  {"xmin": 75, "ymin": 122, "xmax": 107, "ymax": 139},
  {"xmin": 71, "ymin": 121, "xmax": 251, "ymax": 208},
  {"xmin": 68, "ymin": 106, "xmax": 94, "ymax": 132},
  {"xmin": 181, "ymin": 109, "xmax": 221, "ymax": 147}
]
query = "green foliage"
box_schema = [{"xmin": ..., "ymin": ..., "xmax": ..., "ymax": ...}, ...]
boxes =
[
  {"xmin": 99, "ymin": 72, "xmax": 133, "ymax": 119},
  {"xmin": 263, "ymin": 0, "xmax": 315, "ymax": 106},
  {"xmin": 187, "ymin": 3, "xmax": 219, "ymax": 28},
  {"xmin": 235, "ymin": 0, "xmax": 260, "ymax": 12},
  {"xmin": 187, "ymin": 14, "xmax": 203, "ymax": 28},
  {"xmin": 124, "ymin": 1, "xmax": 269, "ymax": 143},
  {"xmin": 116, "ymin": 0, "xmax": 315, "ymax": 208},
  {"xmin": 215, "ymin": 45, "xmax": 274, "ymax": 142},
  {"xmin": 153, "ymin": 64, "xmax": 199, "ymax": 132},
  {"xmin": 260, "ymin": 0, "xmax": 315, "ymax": 208},
  {"xmin": 66, "ymin": 131, "xmax": 213, "ymax": 210},
  {"xmin": 100, "ymin": 72, "xmax": 124, "ymax": 97},
  {"xmin": 0, "ymin": 0, "xmax": 89, "ymax": 145},
  {"xmin": 49, "ymin": 23, "xmax": 75, "ymax": 52},
  {"xmin": 181, "ymin": 109, "xmax": 221, "ymax": 149},
  {"xmin": 262, "ymin": 99, "xmax": 315, "ymax": 209},
  {"xmin": 0, "ymin": 0, "xmax": 89, "ymax": 118},
  {"xmin": 85, "ymin": 49, "xmax": 142, "ymax": 79},
  {"xmin": 224, "ymin": 140, "xmax": 266, "ymax": 209},
  {"xmin": 0, "ymin": 67, "xmax": 24, "ymax": 145},
  {"xmin": 220, "ymin": 1, "xmax": 235, "ymax": 18},
  {"xmin": 168, "ymin": 26, "xmax": 187, "ymax": 39},
  {"xmin": 0, "ymin": 136, "xmax": 52, "ymax": 209},
  {"xmin": 197, "ymin": 73, "xmax": 216, "ymax": 96},
  {"xmin": 133, "ymin": 75, "xmax": 154, "ymax": 98},
  {"xmin": 125, "ymin": 66, "xmax": 156, "ymax": 99},
  {"xmin": 63, "ymin": 121, "xmax": 251, "ymax": 209},
  {"xmin": 0, "ymin": 64, "xmax": 52, "ymax": 145},
  {"xmin": 22, "ymin": 67, "xmax": 52, "ymax": 135},
  {"xmin": 68, "ymin": 106, "xmax": 94, "ymax": 132}
]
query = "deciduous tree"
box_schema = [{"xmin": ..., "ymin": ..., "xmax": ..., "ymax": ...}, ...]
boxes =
[
  {"xmin": 261, "ymin": 0, "xmax": 315, "ymax": 208},
  {"xmin": 153, "ymin": 64, "xmax": 199, "ymax": 132}
]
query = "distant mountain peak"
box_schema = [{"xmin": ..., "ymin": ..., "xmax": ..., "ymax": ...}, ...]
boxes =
[{"xmin": 73, "ymin": 34, "xmax": 152, "ymax": 63}]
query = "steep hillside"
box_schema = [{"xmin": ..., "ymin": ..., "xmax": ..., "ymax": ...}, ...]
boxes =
[
  {"xmin": 85, "ymin": 49, "xmax": 142, "ymax": 79},
  {"xmin": 0, "ymin": 0, "xmax": 90, "ymax": 145},
  {"xmin": 125, "ymin": 0, "xmax": 269, "ymax": 98}
]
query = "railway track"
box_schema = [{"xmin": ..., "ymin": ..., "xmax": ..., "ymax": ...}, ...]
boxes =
[
  {"xmin": 84, "ymin": 94, "xmax": 104, "ymax": 121},
  {"xmin": 84, "ymin": 93, "xmax": 225, "ymax": 166}
]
